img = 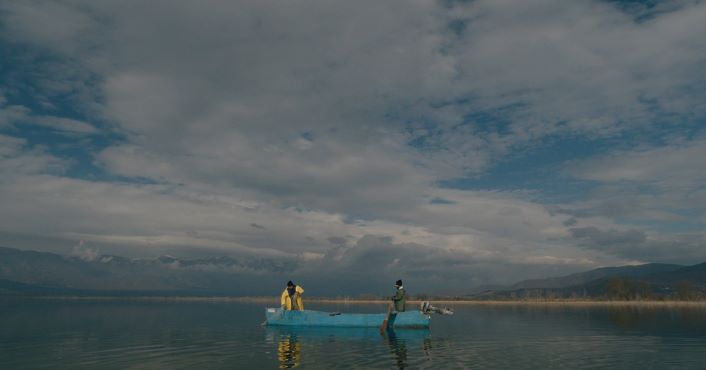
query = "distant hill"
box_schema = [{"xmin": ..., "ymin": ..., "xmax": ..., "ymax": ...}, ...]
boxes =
[
  {"xmin": 510, "ymin": 263, "xmax": 683, "ymax": 290},
  {"xmin": 0, "ymin": 279, "xmax": 225, "ymax": 297},
  {"xmin": 643, "ymin": 262, "xmax": 706, "ymax": 284},
  {"xmin": 472, "ymin": 262, "xmax": 706, "ymax": 300},
  {"xmin": 3, "ymin": 245, "xmax": 705, "ymax": 299},
  {"xmin": 0, "ymin": 246, "xmax": 292, "ymax": 296},
  {"xmin": 0, "ymin": 278, "xmax": 81, "ymax": 296}
]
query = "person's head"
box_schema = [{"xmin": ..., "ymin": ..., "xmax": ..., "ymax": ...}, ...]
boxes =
[
  {"xmin": 395, "ymin": 279, "xmax": 403, "ymax": 288},
  {"xmin": 287, "ymin": 281, "xmax": 294, "ymax": 287}
]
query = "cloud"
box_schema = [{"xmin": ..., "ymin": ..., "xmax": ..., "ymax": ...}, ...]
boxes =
[
  {"xmin": 71, "ymin": 240, "xmax": 99, "ymax": 262},
  {"xmin": 449, "ymin": 0, "xmax": 706, "ymax": 136},
  {"xmin": 0, "ymin": 103, "xmax": 98, "ymax": 134},
  {"xmin": 568, "ymin": 225, "xmax": 706, "ymax": 262},
  {"xmin": 31, "ymin": 116, "xmax": 98, "ymax": 134},
  {"xmin": 0, "ymin": 1, "xmax": 96, "ymax": 51},
  {"xmin": 0, "ymin": 134, "xmax": 67, "ymax": 174},
  {"xmin": 559, "ymin": 136, "xmax": 706, "ymax": 228},
  {"xmin": 297, "ymin": 234, "xmax": 605, "ymax": 293},
  {"xmin": 0, "ymin": 134, "xmax": 25, "ymax": 155},
  {"xmin": 327, "ymin": 236, "xmax": 347, "ymax": 246},
  {"xmin": 1, "ymin": 0, "xmax": 706, "ymax": 290},
  {"xmin": 1, "ymin": 152, "xmax": 625, "ymax": 287},
  {"xmin": 568, "ymin": 137, "xmax": 706, "ymax": 187},
  {"xmin": 570, "ymin": 226, "xmax": 647, "ymax": 249},
  {"xmin": 7, "ymin": 0, "xmax": 704, "ymax": 177},
  {"xmin": 522, "ymin": 255, "xmax": 594, "ymax": 266}
]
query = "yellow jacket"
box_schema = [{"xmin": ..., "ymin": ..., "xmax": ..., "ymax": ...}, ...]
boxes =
[{"xmin": 281, "ymin": 285, "xmax": 304, "ymax": 310}]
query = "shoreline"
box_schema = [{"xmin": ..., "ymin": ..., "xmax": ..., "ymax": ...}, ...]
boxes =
[{"xmin": 7, "ymin": 296, "xmax": 706, "ymax": 307}]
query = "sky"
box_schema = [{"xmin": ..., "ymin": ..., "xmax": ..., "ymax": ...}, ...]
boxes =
[{"xmin": 1, "ymin": 0, "xmax": 706, "ymax": 294}]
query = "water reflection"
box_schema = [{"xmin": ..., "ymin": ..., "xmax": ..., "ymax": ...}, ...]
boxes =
[
  {"xmin": 266, "ymin": 326, "xmax": 431, "ymax": 369},
  {"xmin": 277, "ymin": 333, "xmax": 301, "ymax": 368},
  {"xmin": 5, "ymin": 300, "xmax": 706, "ymax": 369},
  {"xmin": 606, "ymin": 305, "xmax": 706, "ymax": 331},
  {"xmin": 607, "ymin": 306, "xmax": 655, "ymax": 329},
  {"xmin": 384, "ymin": 329, "xmax": 431, "ymax": 369}
]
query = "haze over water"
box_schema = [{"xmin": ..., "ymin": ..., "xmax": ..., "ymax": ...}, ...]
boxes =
[{"xmin": 2, "ymin": 299, "xmax": 705, "ymax": 369}]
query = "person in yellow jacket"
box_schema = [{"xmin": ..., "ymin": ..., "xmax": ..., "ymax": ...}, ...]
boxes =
[{"xmin": 281, "ymin": 280, "xmax": 304, "ymax": 310}]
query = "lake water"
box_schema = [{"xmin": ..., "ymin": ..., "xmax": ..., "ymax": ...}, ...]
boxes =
[{"xmin": 1, "ymin": 299, "xmax": 705, "ymax": 369}]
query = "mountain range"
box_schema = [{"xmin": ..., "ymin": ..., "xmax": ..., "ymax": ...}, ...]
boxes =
[
  {"xmin": 472, "ymin": 262, "xmax": 706, "ymax": 300},
  {"xmin": 1, "ymin": 246, "xmax": 705, "ymax": 298},
  {"xmin": 0, "ymin": 246, "xmax": 292, "ymax": 296}
]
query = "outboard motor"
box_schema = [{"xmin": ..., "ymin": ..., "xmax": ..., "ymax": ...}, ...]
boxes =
[{"xmin": 420, "ymin": 301, "xmax": 454, "ymax": 315}]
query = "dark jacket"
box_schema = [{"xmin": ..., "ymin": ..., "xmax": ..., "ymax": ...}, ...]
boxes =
[{"xmin": 392, "ymin": 287, "xmax": 406, "ymax": 312}]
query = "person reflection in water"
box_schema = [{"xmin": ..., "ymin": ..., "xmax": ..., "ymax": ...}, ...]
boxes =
[
  {"xmin": 281, "ymin": 281, "xmax": 304, "ymax": 311},
  {"xmin": 386, "ymin": 330, "xmax": 408, "ymax": 369},
  {"xmin": 277, "ymin": 334, "xmax": 301, "ymax": 369}
]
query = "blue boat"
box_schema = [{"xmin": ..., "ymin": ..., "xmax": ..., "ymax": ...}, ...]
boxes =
[{"xmin": 264, "ymin": 308, "xmax": 431, "ymax": 328}]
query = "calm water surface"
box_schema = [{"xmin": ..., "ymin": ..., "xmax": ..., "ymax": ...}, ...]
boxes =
[{"xmin": 1, "ymin": 299, "xmax": 705, "ymax": 369}]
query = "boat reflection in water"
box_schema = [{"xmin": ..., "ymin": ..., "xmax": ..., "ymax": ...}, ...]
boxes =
[{"xmin": 266, "ymin": 326, "xmax": 431, "ymax": 369}]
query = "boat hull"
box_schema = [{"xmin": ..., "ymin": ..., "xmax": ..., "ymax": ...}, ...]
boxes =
[{"xmin": 265, "ymin": 308, "xmax": 430, "ymax": 328}]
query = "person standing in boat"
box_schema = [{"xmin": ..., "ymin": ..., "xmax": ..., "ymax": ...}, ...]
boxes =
[
  {"xmin": 391, "ymin": 279, "xmax": 406, "ymax": 312},
  {"xmin": 281, "ymin": 281, "xmax": 305, "ymax": 311}
]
